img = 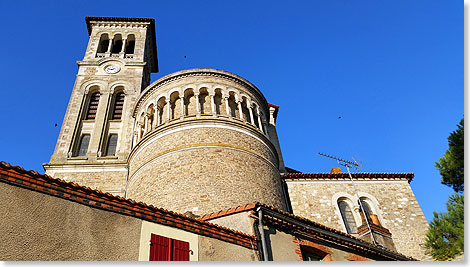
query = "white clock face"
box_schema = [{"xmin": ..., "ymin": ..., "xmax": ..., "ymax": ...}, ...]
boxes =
[{"xmin": 105, "ymin": 65, "xmax": 120, "ymax": 74}]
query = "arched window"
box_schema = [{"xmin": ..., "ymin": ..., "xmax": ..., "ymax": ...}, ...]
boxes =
[
  {"xmin": 338, "ymin": 200, "xmax": 357, "ymax": 234},
  {"xmin": 198, "ymin": 88, "xmax": 209, "ymax": 115},
  {"xmin": 111, "ymin": 92, "xmax": 125, "ymax": 120},
  {"xmin": 86, "ymin": 92, "xmax": 100, "ymax": 120},
  {"xmin": 125, "ymin": 34, "xmax": 135, "ymax": 55},
  {"xmin": 105, "ymin": 134, "xmax": 118, "ymax": 156},
  {"xmin": 359, "ymin": 199, "xmax": 376, "ymax": 225},
  {"xmin": 214, "ymin": 89, "xmax": 223, "ymax": 115},
  {"xmin": 97, "ymin": 34, "xmax": 109, "ymax": 54},
  {"xmin": 77, "ymin": 134, "xmax": 90, "ymax": 157},
  {"xmin": 228, "ymin": 93, "xmax": 237, "ymax": 118},
  {"xmin": 111, "ymin": 34, "xmax": 123, "ymax": 54}
]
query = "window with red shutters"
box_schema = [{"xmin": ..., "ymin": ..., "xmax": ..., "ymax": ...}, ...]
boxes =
[
  {"xmin": 173, "ymin": 239, "xmax": 190, "ymax": 261},
  {"xmin": 149, "ymin": 234, "xmax": 190, "ymax": 261}
]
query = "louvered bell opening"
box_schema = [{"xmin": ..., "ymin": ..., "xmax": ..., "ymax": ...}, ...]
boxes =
[
  {"xmin": 86, "ymin": 93, "xmax": 100, "ymax": 120},
  {"xmin": 112, "ymin": 93, "xmax": 125, "ymax": 120}
]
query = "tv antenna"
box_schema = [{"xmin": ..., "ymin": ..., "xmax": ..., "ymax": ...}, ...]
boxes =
[{"xmin": 318, "ymin": 152, "xmax": 378, "ymax": 246}]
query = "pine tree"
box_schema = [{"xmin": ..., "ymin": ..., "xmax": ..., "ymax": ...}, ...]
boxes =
[
  {"xmin": 435, "ymin": 118, "xmax": 464, "ymax": 192},
  {"xmin": 424, "ymin": 194, "xmax": 464, "ymax": 260}
]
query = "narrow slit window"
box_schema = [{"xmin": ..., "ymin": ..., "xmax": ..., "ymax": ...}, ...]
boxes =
[
  {"xmin": 338, "ymin": 200, "xmax": 357, "ymax": 234},
  {"xmin": 125, "ymin": 40, "xmax": 135, "ymax": 54},
  {"xmin": 111, "ymin": 35, "xmax": 123, "ymax": 54},
  {"xmin": 125, "ymin": 35, "xmax": 135, "ymax": 54},
  {"xmin": 86, "ymin": 92, "xmax": 100, "ymax": 120},
  {"xmin": 111, "ymin": 92, "xmax": 125, "ymax": 120},
  {"xmin": 105, "ymin": 134, "xmax": 118, "ymax": 156},
  {"xmin": 97, "ymin": 34, "xmax": 109, "ymax": 53},
  {"xmin": 77, "ymin": 134, "xmax": 90, "ymax": 157}
]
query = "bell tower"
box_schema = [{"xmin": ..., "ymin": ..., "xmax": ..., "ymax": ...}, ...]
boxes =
[{"xmin": 43, "ymin": 17, "xmax": 158, "ymax": 196}]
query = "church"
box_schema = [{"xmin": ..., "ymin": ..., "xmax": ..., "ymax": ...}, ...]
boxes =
[{"xmin": 0, "ymin": 16, "xmax": 430, "ymax": 261}]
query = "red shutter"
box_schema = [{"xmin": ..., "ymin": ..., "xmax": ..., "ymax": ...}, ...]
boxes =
[
  {"xmin": 149, "ymin": 234, "xmax": 190, "ymax": 261},
  {"xmin": 172, "ymin": 239, "xmax": 190, "ymax": 261},
  {"xmin": 150, "ymin": 234, "xmax": 171, "ymax": 261}
]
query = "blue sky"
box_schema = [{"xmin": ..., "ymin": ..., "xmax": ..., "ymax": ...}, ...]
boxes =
[{"xmin": 0, "ymin": 0, "xmax": 462, "ymax": 222}]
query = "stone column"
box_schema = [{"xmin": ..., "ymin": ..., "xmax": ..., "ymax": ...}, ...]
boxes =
[
  {"xmin": 143, "ymin": 115, "xmax": 148, "ymax": 135},
  {"xmin": 145, "ymin": 113, "xmax": 152, "ymax": 133},
  {"xmin": 166, "ymin": 99, "xmax": 171, "ymax": 122},
  {"xmin": 106, "ymin": 38, "xmax": 113, "ymax": 55},
  {"xmin": 89, "ymin": 91, "xmax": 111, "ymax": 159},
  {"xmin": 151, "ymin": 110, "xmax": 157, "ymax": 129},
  {"xmin": 180, "ymin": 95, "xmax": 185, "ymax": 118},
  {"xmin": 210, "ymin": 94, "xmax": 215, "ymax": 115},
  {"xmin": 224, "ymin": 96, "xmax": 230, "ymax": 117},
  {"xmin": 133, "ymin": 131, "xmax": 138, "ymax": 147},
  {"xmin": 237, "ymin": 100, "xmax": 243, "ymax": 120},
  {"xmin": 120, "ymin": 38, "xmax": 126, "ymax": 58},
  {"xmin": 249, "ymin": 103, "xmax": 255, "ymax": 124},
  {"xmin": 195, "ymin": 93, "xmax": 200, "ymax": 115},
  {"xmin": 261, "ymin": 118, "xmax": 268, "ymax": 136},
  {"xmin": 257, "ymin": 108, "xmax": 264, "ymax": 133},
  {"xmin": 137, "ymin": 123, "xmax": 142, "ymax": 141}
]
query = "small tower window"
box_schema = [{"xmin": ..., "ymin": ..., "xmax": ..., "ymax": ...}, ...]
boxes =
[
  {"xmin": 105, "ymin": 134, "xmax": 118, "ymax": 156},
  {"xmin": 300, "ymin": 246, "xmax": 328, "ymax": 261},
  {"xmin": 338, "ymin": 200, "xmax": 357, "ymax": 234},
  {"xmin": 97, "ymin": 34, "xmax": 109, "ymax": 53},
  {"xmin": 77, "ymin": 134, "xmax": 90, "ymax": 157},
  {"xmin": 111, "ymin": 35, "xmax": 123, "ymax": 54},
  {"xmin": 111, "ymin": 92, "xmax": 125, "ymax": 120},
  {"xmin": 125, "ymin": 35, "xmax": 135, "ymax": 54},
  {"xmin": 86, "ymin": 92, "xmax": 100, "ymax": 120}
]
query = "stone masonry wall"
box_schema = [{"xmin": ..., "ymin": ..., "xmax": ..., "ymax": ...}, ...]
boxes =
[
  {"xmin": 50, "ymin": 168, "xmax": 127, "ymax": 196},
  {"xmin": 128, "ymin": 147, "xmax": 284, "ymax": 215},
  {"xmin": 129, "ymin": 122, "xmax": 277, "ymax": 177},
  {"xmin": 127, "ymin": 124, "xmax": 285, "ymax": 215},
  {"xmin": 286, "ymin": 180, "xmax": 431, "ymax": 260}
]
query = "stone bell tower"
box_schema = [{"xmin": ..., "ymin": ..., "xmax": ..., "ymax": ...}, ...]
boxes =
[{"xmin": 43, "ymin": 17, "xmax": 158, "ymax": 196}]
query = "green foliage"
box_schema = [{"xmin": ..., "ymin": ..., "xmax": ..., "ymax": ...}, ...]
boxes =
[
  {"xmin": 435, "ymin": 118, "xmax": 464, "ymax": 192},
  {"xmin": 425, "ymin": 194, "xmax": 464, "ymax": 261}
]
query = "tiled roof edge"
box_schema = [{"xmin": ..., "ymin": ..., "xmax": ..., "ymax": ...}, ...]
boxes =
[
  {"xmin": 254, "ymin": 203, "xmax": 415, "ymax": 261},
  {"xmin": 0, "ymin": 161, "xmax": 256, "ymax": 250},
  {"xmin": 199, "ymin": 201, "xmax": 414, "ymax": 260},
  {"xmin": 282, "ymin": 172, "xmax": 414, "ymax": 182},
  {"xmin": 199, "ymin": 203, "xmax": 257, "ymax": 221},
  {"xmin": 268, "ymin": 103, "xmax": 279, "ymax": 109}
]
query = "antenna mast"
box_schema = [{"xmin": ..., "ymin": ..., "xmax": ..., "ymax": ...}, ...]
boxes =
[{"xmin": 318, "ymin": 152, "xmax": 377, "ymax": 246}]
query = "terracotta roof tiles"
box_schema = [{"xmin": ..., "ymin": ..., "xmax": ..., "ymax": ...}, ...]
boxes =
[
  {"xmin": 199, "ymin": 202, "xmax": 415, "ymax": 261},
  {"xmin": 282, "ymin": 172, "xmax": 414, "ymax": 182},
  {"xmin": 0, "ymin": 161, "xmax": 255, "ymax": 249}
]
